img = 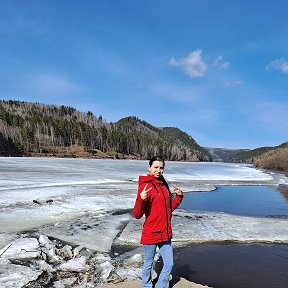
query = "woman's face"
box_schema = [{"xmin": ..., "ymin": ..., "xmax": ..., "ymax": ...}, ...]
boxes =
[{"xmin": 148, "ymin": 161, "xmax": 164, "ymax": 178}]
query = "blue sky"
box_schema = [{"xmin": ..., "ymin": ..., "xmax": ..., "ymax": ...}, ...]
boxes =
[{"xmin": 1, "ymin": 0, "xmax": 288, "ymax": 149}]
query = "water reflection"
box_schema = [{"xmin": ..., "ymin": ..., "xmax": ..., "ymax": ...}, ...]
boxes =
[
  {"xmin": 180, "ymin": 186, "xmax": 288, "ymax": 217},
  {"xmin": 278, "ymin": 184, "xmax": 288, "ymax": 202},
  {"xmin": 173, "ymin": 243, "xmax": 288, "ymax": 288}
]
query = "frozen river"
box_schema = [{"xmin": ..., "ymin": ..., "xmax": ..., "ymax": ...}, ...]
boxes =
[
  {"xmin": 1, "ymin": 157, "xmax": 288, "ymax": 250},
  {"xmin": 1, "ymin": 157, "xmax": 288, "ymax": 288}
]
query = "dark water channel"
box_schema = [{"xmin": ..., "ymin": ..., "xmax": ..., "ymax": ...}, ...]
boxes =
[
  {"xmin": 173, "ymin": 243, "xmax": 288, "ymax": 288},
  {"xmin": 172, "ymin": 185, "xmax": 288, "ymax": 288},
  {"xmin": 180, "ymin": 185, "xmax": 288, "ymax": 217}
]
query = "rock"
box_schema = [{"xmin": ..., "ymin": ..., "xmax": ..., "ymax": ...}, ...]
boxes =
[
  {"xmin": 32, "ymin": 199, "xmax": 54, "ymax": 205},
  {"xmin": 33, "ymin": 199, "xmax": 41, "ymax": 205}
]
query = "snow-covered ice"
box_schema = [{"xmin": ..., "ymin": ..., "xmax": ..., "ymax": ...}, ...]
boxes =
[
  {"xmin": 0, "ymin": 237, "xmax": 40, "ymax": 260},
  {"xmin": 115, "ymin": 210, "xmax": 288, "ymax": 246},
  {"xmin": 39, "ymin": 213, "xmax": 132, "ymax": 252},
  {"xmin": 0, "ymin": 263, "xmax": 42, "ymax": 288}
]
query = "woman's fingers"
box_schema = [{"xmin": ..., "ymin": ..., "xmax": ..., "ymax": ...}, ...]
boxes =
[
  {"xmin": 140, "ymin": 184, "xmax": 152, "ymax": 200},
  {"xmin": 173, "ymin": 184, "xmax": 183, "ymax": 195},
  {"xmin": 144, "ymin": 184, "xmax": 152, "ymax": 193}
]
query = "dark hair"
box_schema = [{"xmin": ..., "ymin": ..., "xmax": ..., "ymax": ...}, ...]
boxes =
[{"xmin": 149, "ymin": 156, "xmax": 165, "ymax": 167}]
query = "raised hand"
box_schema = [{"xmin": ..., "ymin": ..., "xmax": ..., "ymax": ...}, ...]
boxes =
[
  {"xmin": 173, "ymin": 183, "xmax": 183, "ymax": 196},
  {"xmin": 140, "ymin": 184, "xmax": 152, "ymax": 200}
]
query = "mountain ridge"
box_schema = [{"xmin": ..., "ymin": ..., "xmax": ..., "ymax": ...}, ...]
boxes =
[{"xmin": 0, "ymin": 100, "xmax": 211, "ymax": 161}]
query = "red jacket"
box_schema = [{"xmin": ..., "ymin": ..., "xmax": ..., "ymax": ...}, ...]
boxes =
[{"xmin": 132, "ymin": 174, "xmax": 183, "ymax": 244}]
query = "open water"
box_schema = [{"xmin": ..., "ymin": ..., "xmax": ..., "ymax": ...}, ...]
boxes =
[{"xmin": 175, "ymin": 185, "xmax": 288, "ymax": 288}]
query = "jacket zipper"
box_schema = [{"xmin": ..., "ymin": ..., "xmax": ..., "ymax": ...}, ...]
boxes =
[{"xmin": 159, "ymin": 184, "xmax": 169, "ymax": 239}]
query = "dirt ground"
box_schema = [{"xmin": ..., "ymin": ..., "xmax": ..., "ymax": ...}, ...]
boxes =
[{"xmin": 100, "ymin": 277, "xmax": 211, "ymax": 288}]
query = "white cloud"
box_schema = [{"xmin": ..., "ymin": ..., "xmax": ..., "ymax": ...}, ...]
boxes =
[
  {"xmin": 266, "ymin": 58, "xmax": 288, "ymax": 74},
  {"xmin": 169, "ymin": 49, "xmax": 208, "ymax": 78},
  {"xmin": 213, "ymin": 56, "xmax": 230, "ymax": 69}
]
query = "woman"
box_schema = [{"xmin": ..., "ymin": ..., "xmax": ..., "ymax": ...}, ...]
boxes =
[{"xmin": 132, "ymin": 156, "xmax": 184, "ymax": 288}]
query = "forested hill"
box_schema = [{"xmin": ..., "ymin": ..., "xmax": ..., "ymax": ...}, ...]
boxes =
[
  {"xmin": 231, "ymin": 142, "xmax": 288, "ymax": 163},
  {"xmin": 0, "ymin": 100, "xmax": 211, "ymax": 161},
  {"xmin": 253, "ymin": 146, "xmax": 288, "ymax": 173},
  {"xmin": 229, "ymin": 142, "xmax": 288, "ymax": 173}
]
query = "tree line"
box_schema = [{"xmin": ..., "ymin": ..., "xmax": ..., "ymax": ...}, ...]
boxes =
[
  {"xmin": 0, "ymin": 100, "xmax": 211, "ymax": 161},
  {"xmin": 230, "ymin": 142, "xmax": 288, "ymax": 163},
  {"xmin": 225, "ymin": 141, "xmax": 288, "ymax": 173},
  {"xmin": 253, "ymin": 147, "xmax": 288, "ymax": 173}
]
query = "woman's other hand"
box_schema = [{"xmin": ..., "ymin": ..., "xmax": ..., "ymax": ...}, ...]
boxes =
[
  {"xmin": 173, "ymin": 184, "xmax": 184, "ymax": 196},
  {"xmin": 140, "ymin": 184, "xmax": 152, "ymax": 200}
]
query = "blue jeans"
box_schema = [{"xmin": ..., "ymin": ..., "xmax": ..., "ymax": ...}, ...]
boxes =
[{"xmin": 142, "ymin": 240, "xmax": 173, "ymax": 288}]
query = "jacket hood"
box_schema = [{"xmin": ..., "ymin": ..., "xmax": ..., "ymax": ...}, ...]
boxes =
[{"xmin": 139, "ymin": 174, "xmax": 165, "ymax": 186}]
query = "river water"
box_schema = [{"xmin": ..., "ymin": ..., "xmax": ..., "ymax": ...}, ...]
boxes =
[
  {"xmin": 174, "ymin": 185, "xmax": 288, "ymax": 288},
  {"xmin": 180, "ymin": 185, "xmax": 288, "ymax": 217}
]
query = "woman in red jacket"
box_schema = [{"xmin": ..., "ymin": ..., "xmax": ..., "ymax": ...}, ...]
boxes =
[{"xmin": 132, "ymin": 156, "xmax": 184, "ymax": 288}]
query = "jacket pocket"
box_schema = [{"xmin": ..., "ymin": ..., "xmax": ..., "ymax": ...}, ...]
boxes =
[{"xmin": 151, "ymin": 230, "xmax": 162, "ymax": 234}]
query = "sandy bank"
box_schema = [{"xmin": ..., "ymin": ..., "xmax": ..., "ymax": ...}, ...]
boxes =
[{"xmin": 100, "ymin": 277, "xmax": 211, "ymax": 288}]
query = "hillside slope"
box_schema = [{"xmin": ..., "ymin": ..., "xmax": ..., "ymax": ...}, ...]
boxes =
[
  {"xmin": 253, "ymin": 147, "xmax": 288, "ymax": 173},
  {"xmin": 0, "ymin": 100, "xmax": 211, "ymax": 161},
  {"xmin": 206, "ymin": 147, "xmax": 250, "ymax": 162},
  {"xmin": 232, "ymin": 142, "xmax": 288, "ymax": 163}
]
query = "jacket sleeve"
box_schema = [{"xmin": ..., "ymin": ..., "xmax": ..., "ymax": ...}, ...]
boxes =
[
  {"xmin": 132, "ymin": 184, "xmax": 147, "ymax": 219},
  {"xmin": 171, "ymin": 194, "xmax": 184, "ymax": 212}
]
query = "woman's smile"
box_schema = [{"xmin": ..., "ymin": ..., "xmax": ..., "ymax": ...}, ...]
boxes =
[{"xmin": 148, "ymin": 160, "xmax": 164, "ymax": 178}]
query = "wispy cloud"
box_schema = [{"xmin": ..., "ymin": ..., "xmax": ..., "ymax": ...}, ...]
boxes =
[
  {"xmin": 26, "ymin": 74, "xmax": 82, "ymax": 95},
  {"xmin": 213, "ymin": 56, "xmax": 230, "ymax": 69},
  {"xmin": 224, "ymin": 80, "xmax": 244, "ymax": 87},
  {"xmin": 0, "ymin": 13, "xmax": 46, "ymax": 37},
  {"xmin": 169, "ymin": 49, "xmax": 208, "ymax": 78},
  {"xmin": 266, "ymin": 58, "xmax": 288, "ymax": 75},
  {"xmin": 148, "ymin": 81, "xmax": 206, "ymax": 103},
  {"xmin": 249, "ymin": 102, "xmax": 288, "ymax": 131}
]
